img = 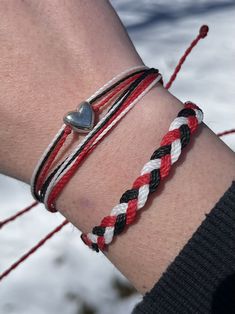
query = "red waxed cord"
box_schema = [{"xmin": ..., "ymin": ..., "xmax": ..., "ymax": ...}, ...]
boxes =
[
  {"xmin": 0, "ymin": 201, "xmax": 38, "ymax": 229},
  {"xmin": 217, "ymin": 129, "xmax": 235, "ymax": 137},
  {"xmin": 93, "ymin": 71, "xmax": 145, "ymax": 112},
  {"xmin": 0, "ymin": 219, "xmax": 68, "ymax": 281},
  {"xmin": 36, "ymin": 126, "xmax": 72, "ymax": 193},
  {"xmin": 165, "ymin": 25, "xmax": 209, "ymax": 90}
]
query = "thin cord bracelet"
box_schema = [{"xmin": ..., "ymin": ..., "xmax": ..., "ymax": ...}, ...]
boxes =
[
  {"xmin": 31, "ymin": 67, "xmax": 162, "ymax": 211},
  {"xmin": 81, "ymin": 102, "xmax": 203, "ymax": 252},
  {"xmin": 31, "ymin": 65, "xmax": 149, "ymax": 201},
  {"xmin": 34, "ymin": 76, "xmax": 144, "ymax": 201},
  {"xmin": 34, "ymin": 69, "xmax": 161, "ymax": 211},
  {"xmin": 42, "ymin": 70, "xmax": 159, "ymax": 201},
  {"xmin": 31, "ymin": 66, "xmax": 155, "ymax": 202},
  {"xmin": 44, "ymin": 71, "xmax": 162, "ymax": 212}
]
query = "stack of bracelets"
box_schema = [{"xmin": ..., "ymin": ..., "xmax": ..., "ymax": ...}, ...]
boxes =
[
  {"xmin": 1, "ymin": 25, "xmax": 221, "ymax": 282},
  {"xmin": 31, "ymin": 65, "xmax": 203, "ymax": 252}
]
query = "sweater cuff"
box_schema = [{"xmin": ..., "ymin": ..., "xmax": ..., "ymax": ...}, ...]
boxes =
[{"xmin": 132, "ymin": 181, "xmax": 235, "ymax": 314}]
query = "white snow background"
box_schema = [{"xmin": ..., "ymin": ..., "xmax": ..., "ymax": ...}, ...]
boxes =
[{"xmin": 0, "ymin": 1, "xmax": 235, "ymax": 313}]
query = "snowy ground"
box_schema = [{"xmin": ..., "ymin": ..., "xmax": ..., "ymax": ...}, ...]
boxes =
[{"xmin": 0, "ymin": 1, "xmax": 235, "ymax": 313}]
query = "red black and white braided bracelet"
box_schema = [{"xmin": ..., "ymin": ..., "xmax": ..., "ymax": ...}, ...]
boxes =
[{"xmin": 81, "ymin": 102, "xmax": 203, "ymax": 252}]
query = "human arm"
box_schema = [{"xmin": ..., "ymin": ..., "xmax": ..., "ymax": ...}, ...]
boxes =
[{"xmin": 0, "ymin": 0, "xmax": 235, "ymax": 297}]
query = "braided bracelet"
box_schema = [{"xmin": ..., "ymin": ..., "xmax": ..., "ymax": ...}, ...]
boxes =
[{"xmin": 81, "ymin": 102, "xmax": 203, "ymax": 252}]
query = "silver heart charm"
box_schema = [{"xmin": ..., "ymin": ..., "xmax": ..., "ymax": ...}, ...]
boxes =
[{"xmin": 63, "ymin": 101, "xmax": 95, "ymax": 133}]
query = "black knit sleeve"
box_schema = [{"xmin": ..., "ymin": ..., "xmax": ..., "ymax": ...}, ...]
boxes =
[{"xmin": 132, "ymin": 181, "xmax": 235, "ymax": 314}]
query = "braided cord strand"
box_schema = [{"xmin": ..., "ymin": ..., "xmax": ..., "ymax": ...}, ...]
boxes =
[{"xmin": 81, "ymin": 102, "xmax": 203, "ymax": 252}]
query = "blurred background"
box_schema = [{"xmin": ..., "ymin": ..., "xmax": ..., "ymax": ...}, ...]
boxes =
[{"xmin": 0, "ymin": 0, "xmax": 234, "ymax": 313}]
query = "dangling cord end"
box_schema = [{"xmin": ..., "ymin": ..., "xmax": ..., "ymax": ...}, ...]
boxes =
[
  {"xmin": 199, "ymin": 25, "xmax": 209, "ymax": 38},
  {"xmin": 165, "ymin": 25, "xmax": 209, "ymax": 90}
]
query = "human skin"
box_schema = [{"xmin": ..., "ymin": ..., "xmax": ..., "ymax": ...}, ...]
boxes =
[{"xmin": 0, "ymin": 0, "xmax": 235, "ymax": 294}]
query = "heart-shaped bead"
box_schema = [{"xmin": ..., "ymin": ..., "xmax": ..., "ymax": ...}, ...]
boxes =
[{"xmin": 63, "ymin": 101, "xmax": 95, "ymax": 133}]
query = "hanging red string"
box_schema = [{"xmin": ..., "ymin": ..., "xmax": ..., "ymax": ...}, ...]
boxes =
[
  {"xmin": 217, "ymin": 129, "xmax": 235, "ymax": 137},
  {"xmin": 0, "ymin": 201, "xmax": 38, "ymax": 229},
  {"xmin": 0, "ymin": 219, "xmax": 69, "ymax": 281},
  {"xmin": 165, "ymin": 25, "xmax": 209, "ymax": 89}
]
